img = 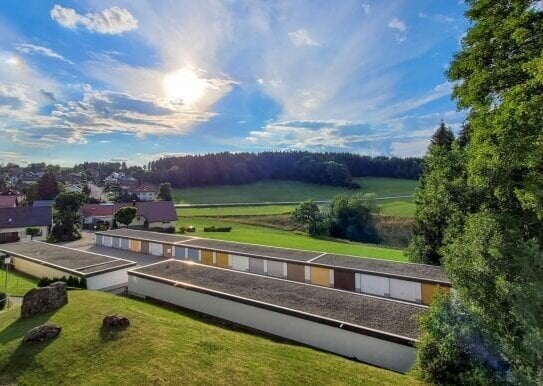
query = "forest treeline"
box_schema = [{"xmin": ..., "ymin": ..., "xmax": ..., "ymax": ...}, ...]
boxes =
[{"xmin": 138, "ymin": 152, "xmax": 422, "ymax": 188}]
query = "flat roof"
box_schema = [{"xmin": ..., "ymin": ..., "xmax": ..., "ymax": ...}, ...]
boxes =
[
  {"xmin": 313, "ymin": 254, "xmax": 449, "ymax": 283},
  {"xmin": 98, "ymin": 228, "xmax": 449, "ymax": 284},
  {"xmin": 97, "ymin": 228, "xmax": 194, "ymax": 244},
  {"xmin": 0, "ymin": 241, "xmax": 137, "ymax": 277},
  {"xmin": 130, "ymin": 260, "xmax": 423, "ymax": 342}
]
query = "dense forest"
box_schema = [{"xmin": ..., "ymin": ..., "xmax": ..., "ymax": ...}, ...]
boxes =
[{"xmin": 139, "ymin": 152, "xmax": 422, "ymax": 188}]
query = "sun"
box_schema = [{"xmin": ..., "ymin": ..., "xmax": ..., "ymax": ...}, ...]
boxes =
[{"xmin": 163, "ymin": 68, "xmax": 208, "ymax": 106}]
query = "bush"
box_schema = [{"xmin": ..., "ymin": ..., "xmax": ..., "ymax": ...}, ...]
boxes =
[
  {"xmin": 38, "ymin": 275, "xmax": 87, "ymax": 289},
  {"xmin": 203, "ymin": 226, "xmax": 232, "ymax": 232},
  {"xmin": 177, "ymin": 227, "xmax": 186, "ymax": 234},
  {"xmin": 0, "ymin": 291, "xmax": 6, "ymax": 310},
  {"xmin": 374, "ymin": 216, "xmax": 414, "ymax": 248},
  {"xmin": 186, "ymin": 226, "xmax": 196, "ymax": 232}
]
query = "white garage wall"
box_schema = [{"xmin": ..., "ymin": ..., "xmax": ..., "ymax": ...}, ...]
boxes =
[
  {"xmin": 13, "ymin": 256, "xmax": 75, "ymax": 280},
  {"xmin": 128, "ymin": 275, "xmax": 416, "ymax": 373},
  {"xmin": 357, "ymin": 274, "xmax": 390, "ymax": 297},
  {"xmin": 230, "ymin": 255, "xmax": 250, "ymax": 272},
  {"xmin": 96, "ymin": 234, "xmax": 103, "ymax": 246},
  {"xmin": 390, "ymin": 279, "xmax": 422, "ymax": 304},
  {"xmin": 102, "ymin": 236, "xmax": 113, "ymax": 247},
  {"xmin": 149, "ymin": 242, "xmax": 163, "ymax": 256},
  {"xmin": 86, "ymin": 267, "xmax": 132, "ymax": 290}
]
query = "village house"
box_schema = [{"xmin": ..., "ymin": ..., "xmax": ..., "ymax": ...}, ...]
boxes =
[
  {"xmin": 0, "ymin": 206, "xmax": 52, "ymax": 243},
  {"xmin": 81, "ymin": 201, "xmax": 177, "ymax": 230},
  {"xmin": 0, "ymin": 195, "xmax": 18, "ymax": 208},
  {"xmin": 121, "ymin": 184, "xmax": 156, "ymax": 201}
]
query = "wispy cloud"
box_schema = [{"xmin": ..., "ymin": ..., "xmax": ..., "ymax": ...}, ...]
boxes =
[
  {"xmin": 388, "ymin": 17, "xmax": 407, "ymax": 42},
  {"xmin": 15, "ymin": 43, "xmax": 73, "ymax": 64},
  {"xmin": 288, "ymin": 29, "xmax": 320, "ymax": 46},
  {"xmin": 50, "ymin": 5, "xmax": 138, "ymax": 34}
]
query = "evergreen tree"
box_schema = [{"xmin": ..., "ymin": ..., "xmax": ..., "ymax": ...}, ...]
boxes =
[
  {"xmin": 417, "ymin": 1, "xmax": 543, "ymax": 383},
  {"xmin": 37, "ymin": 171, "xmax": 60, "ymax": 200},
  {"xmin": 51, "ymin": 192, "xmax": 85, "ymax": 242},
  {"xmin": 157, "ymin": 182, "xmax": 172, "ymax": 201},
  {"xmin": 407, "ymin": 122, "xmax": 464, "ymax": 265}
]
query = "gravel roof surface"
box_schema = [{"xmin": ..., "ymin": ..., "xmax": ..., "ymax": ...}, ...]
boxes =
[
  {"xmin": 182, "ymin": 238, "xmax": 321, "ymax": 262},
  {"xmin": 98, "ymin": 228, "xmax": 194, "ymax": 244},
  {"xmin": 0, "ymin": 241, "xmax": 136, "ymax": 276},
  {"xmin": 315, "ymin": 254, "xmax": 449, "ymax": 283},
  {"xmin": 133, "ymin": 260, "xmax": 423, "ymax": 339}
]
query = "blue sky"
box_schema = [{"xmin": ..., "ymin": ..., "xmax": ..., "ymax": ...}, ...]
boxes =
[{"xmin": 0, "ymin": 1, "xmax": 467, "ymax": 166}]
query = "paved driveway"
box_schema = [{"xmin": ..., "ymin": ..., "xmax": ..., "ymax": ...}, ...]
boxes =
[{"xmin": 60, "ymin": 231, "xmax": 168, "ymax": 267}]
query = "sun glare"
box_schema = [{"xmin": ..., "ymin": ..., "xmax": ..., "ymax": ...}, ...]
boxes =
[{"xmin": 163, "ymin": 68, "xmax": 207, "ymax": 106}]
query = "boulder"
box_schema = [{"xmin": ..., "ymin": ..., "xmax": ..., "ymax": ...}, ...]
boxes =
[
  {"xmin": 21, "ymin": 282, "xmax": 68, "ymax": 318},
  {"xmin": 103, "ymin": 315, "xmax": 130, "ymax": 329},
  {"xmin": 22, "ymin": 324, "xmax": 61, "ymax": 344}
]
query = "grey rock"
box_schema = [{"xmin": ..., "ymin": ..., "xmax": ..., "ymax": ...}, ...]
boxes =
[
  {"xmin": 21, "ymin": 282, "xmax": 68, "ymax": 318},
  {"xmin": 22, "ymin": 324, "xmax": 61, "ymax": 344},
  {"xmin": 103, "ymin": 315, "xmax": 130, "ymax": 329}
]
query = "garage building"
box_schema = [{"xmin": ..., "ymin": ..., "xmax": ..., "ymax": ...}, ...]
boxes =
[
  {"xmin": 0, "ymin": 241, "xmax": 137, "ymax": 291},
  {"xmin": 128, "ymin": 259, "xmax": 424, "ymax": 373}
]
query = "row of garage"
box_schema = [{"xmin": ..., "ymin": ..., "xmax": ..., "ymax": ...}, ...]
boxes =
[{"xmin": 96, "ymin": 233, "xmax": 448, "ymax": 305}]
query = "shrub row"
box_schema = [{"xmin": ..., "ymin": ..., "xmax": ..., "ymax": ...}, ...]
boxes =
[
  {"xmin": 203, "ymin": 226, "xmax": 232, "ymax": 232},
  {"xmin": 38, "ymin": 275, "xmax": 87, "ymax": 289}
]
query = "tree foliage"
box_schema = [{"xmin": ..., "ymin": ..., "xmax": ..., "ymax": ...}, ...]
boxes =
[
  {"xmin": 51, "ymin": 192, "xmax": 85, "ymax": 242},
  {"xmin": 25, "ymin": 227, "xmax": 41, "ymax": 240},
  {"xmin": 114, "ymin": 206, "xmax": 137, "ymax": 227},
  {"xmin": 417, "ymin": 1, "xmax": 543, "ymax": 383},
  {"xmin": 37, "ymin": 171, "xmax": 60, "ymax": 200},
  {"xmin": 328, "ymin": 193, "xmax": 379, "ymax": 243},
  {"xmin": 157, "ymin": 182, "xmax": 172, "ymax": 201},
  {"xmin": 290, "ymin": 200, "xmax": 326, "ymax": 237}
]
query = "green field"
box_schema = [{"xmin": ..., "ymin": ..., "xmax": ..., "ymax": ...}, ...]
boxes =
[
  {"xmin": 0, "ymin": 291, "xmax": 417, "ymax": 385},
  {"xmin": 0, "ymin": 269, "xmax": 38, "ymax": 296},
  {"xmin": 378, "ymin": 198, "xmax": 416, "ymax": 217},
  {"xmin": 177, "ymin": 215, "xmax": 407, "ymax": 261},
  {"xmin": 173, "ymin": 177, "xmax": 418, "ymax": 204}
]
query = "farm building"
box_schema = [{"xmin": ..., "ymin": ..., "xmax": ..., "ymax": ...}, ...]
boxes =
[
  {"xmin": 128, "ymin": 260, "xmax": 423, "ymax": 373},
  {"xmin": 0, "ymin": 241, "xmax": 137, "ymax": 291},
  {"xmin": 96, "ymin": 228, "xmax": 450, "ymax": 305}
]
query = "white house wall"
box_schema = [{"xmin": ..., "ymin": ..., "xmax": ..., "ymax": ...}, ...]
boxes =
[{"xmin": 128, "ymin": 275, "xmax": 416, "ymax": 373}]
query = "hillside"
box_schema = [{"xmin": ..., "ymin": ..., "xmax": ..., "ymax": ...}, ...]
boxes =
[{"xmin": 0, "ymin": 291, "xmax": 418, "ymax": 385}]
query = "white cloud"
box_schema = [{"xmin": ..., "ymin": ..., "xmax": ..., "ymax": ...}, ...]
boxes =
[
  {"xmin": 362, "ymin": 3, "xmax": 371, "ymax": 14},
  {"xmin": 388, "ymin": 17, "xmax": 406, "ymax": 32},
  {"xmin": 15, "ymin": 43, "xmax": 73, "ymax": 64},
  {"xmin": 50, "ymin": 5, "xmax": 138, "ymax": 34},
  {"xmin": 288, "ymin": 29, "xmax": 320, "ymax": 46}
]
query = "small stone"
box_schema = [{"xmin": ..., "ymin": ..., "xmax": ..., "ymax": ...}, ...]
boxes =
[
  {"xmin": 22, "ymin": 324, "xmax": 61, "ymax": 344},
  {"xmin": 103, "ymin": 315, "xmax": 130, "ymax": 329}
]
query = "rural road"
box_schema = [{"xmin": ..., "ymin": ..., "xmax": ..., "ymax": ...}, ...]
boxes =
[{"xmin": 174, "ymin": 195, "xmax": 414, "ymax": 208}]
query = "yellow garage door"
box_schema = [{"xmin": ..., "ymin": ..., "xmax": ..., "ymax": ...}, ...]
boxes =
[
  {"xmin": 421, "ymin": 283, "xmax": 450, "ymax": 305},
  {"xmin": 216, "ymin": 252, "xmax": 230, "ymax": 268},
  {"xmin": 310, "ymin": 266, "xmax": 331, "ymax": 287},
  {"xmin": 130, "ymin": 239, "xmax": 141, "ymax": 252},
  {"xmin": 201, "ymin": 250, "xmax": 214, "ymax": 265}
]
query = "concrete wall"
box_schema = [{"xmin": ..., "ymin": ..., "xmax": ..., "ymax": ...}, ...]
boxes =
[
  {"xmin": 128, "ymin": 275, "xmax": 417, "ymax": 373},
  {"xmin": 13, "ymin": 256, "xmax": 74, "ymax": 279},
  {"xmin": 86, "ymin": 267, "xmax": 133, "ymax": 290}
]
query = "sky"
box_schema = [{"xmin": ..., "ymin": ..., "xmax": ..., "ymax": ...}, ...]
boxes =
[{"xmin": 0, "ymin": 1, "xmax": 468, "ymax": 166}]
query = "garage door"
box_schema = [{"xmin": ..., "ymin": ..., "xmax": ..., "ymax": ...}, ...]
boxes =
[
  {"xmin": 141, "ymin": 241, "xmax": 150, "ymax": 254},
  {"xmin": 175, "ymin": 247, "xmax": 186, "ymax": 260},
  {"xmin": 120, "ymin": 238, "xmax": 130, "ymax": 250},
  {"xmin": 216, "ymin": 252, "xmax": 230, "ymax": 268},
  {"xmin": 96, "ymin": 234, "xmax": 103, "ymax": 246},
  {"xmin": 249, "ymin": 257, "xmax": 265, "ymax": 274},
  {"xmin": 187, "ymin": 248, "xmax": 200, "ymax": 262},
  {"xmin": 334, "ymin": 269, "xmax": 356, "ymax": 291},
  {"xmin": 163, "ymin": 244, "xmax": 174, "ymax": 258},
  {"xmin": 287, "ymin": 263, "xmax": 305, "ymax": 282},
  {"xmin": 149, "ymin": 242, "xmax": 163, "ymax": 256},
  {"xmin": 390, "ymin": 278, "xmax": 421, "ymax": 303},
  {"xmin": 231, "ymin": 255, "xmax": 249, "ymax": 272},
  {"xmin": 112, "ymin": 237, "xmax": 122, "ymax": 249},
  {"xmin": 267, "ymin": 260, "xmax": 286, "ymax": 278},
  {"xmin": 201, "ymin": 250, "xmax": 214, "ymax": 265},
  {"xmin": 102, "ymin": 236, "xmax": 113, "ymax": 247},
  {"xmin": 421, "ymin": 283, "xmax": 449, "ymax": 305},
  {"xmin": 357, "ymin": 274, "xmax": 390, "ymax": 297},
  {"xmin": 310, "ymin": 266, "xmax": 332, "ymax": 287},
  {"xmin": 130, "ymin": 239, "xmax": 141, "ymax": 252}
]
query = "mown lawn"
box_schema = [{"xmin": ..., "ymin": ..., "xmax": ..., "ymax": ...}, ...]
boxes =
[
  {"xmin": 378, "ymin": 198, "xmax": 416, "ymax": 217},
  {"xmin": 172, "ymin": 177, "xmax": 417, "ymax": 204},
  {"xmin": 0, "ymin": 291, "xmax": 419, "ymax": 385},
  {"xmin": 177, "ymin": 215, "xmax": 407, "ymax": 262},
  {"xmin": 0, "ymin": 270, "xmax": 38, "ymax": 296}
]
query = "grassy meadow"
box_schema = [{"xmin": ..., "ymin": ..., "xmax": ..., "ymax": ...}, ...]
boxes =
[
  {"xmin": 0, "ymin": 291, "xmax": 418, "ymax": 385},
  {"xmin": 172, "ymin": 177, "xmax": 418, "ymax": 204},
  {"xmin": 0, "ymin": 270, "xmax": 38, "ymax": 296}
]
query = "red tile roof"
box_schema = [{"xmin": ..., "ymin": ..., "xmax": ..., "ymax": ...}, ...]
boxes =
[{"xmin": 0, "ymin": 195, "xmax": 17, "ymax": 208}]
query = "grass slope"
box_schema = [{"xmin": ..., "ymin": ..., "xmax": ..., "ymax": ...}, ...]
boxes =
[
  {"xmin": 172, "ymin": 177, "xmax": 418, "ymax": 204},
  {"xmin": 178, "ymin": 215, "xmax": 406, "ymax": 261},
  {"xmin": 0, "ymin": 291, "xmax": 418, "ymax": 385},
  {"xmin": 0, "ymin": 270, "xmax": 38, "ymax": 296}
]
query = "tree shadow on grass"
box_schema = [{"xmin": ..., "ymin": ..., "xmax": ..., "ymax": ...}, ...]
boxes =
[{"xmin": 0, "ymin": 309, "xmax": 60, "ymax": 382}]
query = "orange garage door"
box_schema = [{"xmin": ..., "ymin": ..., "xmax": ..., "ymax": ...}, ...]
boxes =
[
  {"xmin": 421, "ymin": 283, "xmax": 450, "ymax": 305},
  {"xmin": 201, "ymin": 250, "xmax": 214, "ymax": 265},
  {"xmin": 216, "ymin": 252, "xmax": 230, "ymax": 268},
  {"xmin": 310, "ymin": 266, "xmax": 331, "ymax": 287},
  {"xmin": 130, "ymin": 239, "xmax": 141, "ymax": 252}
]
